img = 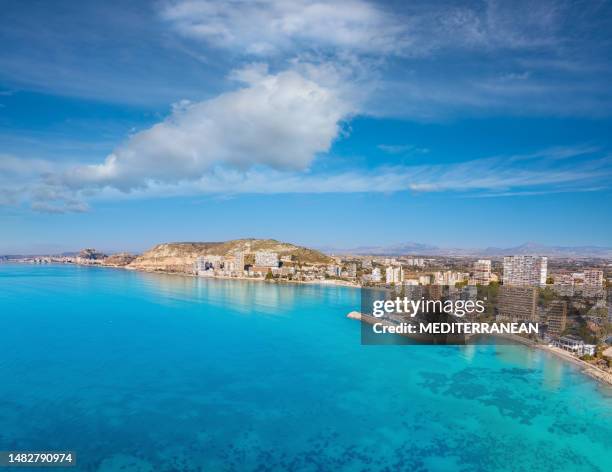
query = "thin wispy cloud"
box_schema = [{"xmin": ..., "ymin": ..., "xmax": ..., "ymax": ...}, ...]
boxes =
[
  {"xmin": 377, "ymin": 144, "xmax": 430, "ymax": 155},
  {"xmin": 9, "ymin": 145, "xmax": 606, "ymax": 213}
]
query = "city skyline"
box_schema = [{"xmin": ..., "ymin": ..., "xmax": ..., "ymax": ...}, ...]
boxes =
[{"xmin": 2, "ymin": 0, "xmax": 612, "ymax": 253}]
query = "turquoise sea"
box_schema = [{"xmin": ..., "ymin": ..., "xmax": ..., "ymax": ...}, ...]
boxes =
[{"xmin": 0, "ymin": 264, "xmax": 611, "ymax": 471}]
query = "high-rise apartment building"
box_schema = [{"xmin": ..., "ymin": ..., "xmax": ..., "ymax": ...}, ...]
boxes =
[
  {"xmin": 541, "ymin": 300, "xmax": 567, "ymax": 337},
  {"xmin": 502, "ymin": 255, "xmax": 547, "ymax": 287},
  {"xmin": 232, "ymin": 251, "xmax": 245, "ymax": 274},
  {"xmin": 583, "ymin": 269, "xmax": 604, "ymax": 287},
  {"xmin": 582, "ymin": 269, "xmax": 604, "ymax": 298},
  {"xmin": 553, "ymin": 273, "xmax": 574, "ymax": 296},
  {"xmin": 497, "ymin": 286, "xmax": 538, "ymax": 322},
  {"xmin": 385, "ymin": 266, "xmax": 403, "ymax": 285},
  {"xmin": 473, "ymin": 259, "xmax": 492, "ymax": 285}
]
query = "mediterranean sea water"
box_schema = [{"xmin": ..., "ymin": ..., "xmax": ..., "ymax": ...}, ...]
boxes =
[{"xmin": 1, "ymin": 264, "xmax": 610, "ymax": 471}]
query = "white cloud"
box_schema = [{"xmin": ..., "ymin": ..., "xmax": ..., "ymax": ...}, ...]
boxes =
[
  {"xmin": 30, "ymin": 200, "xmax": 89, "ymax": 214},
  {"xmin": 160, "ymin": 0, "xmax": 578, "ymax": 59},
  {"xmin": 0, "ymin": 154, "xmax": 89, "ymax": 213},
  {"xmin": 78, "ymin": 146, "xmax": 612, "ymax": 200},
  {"xmin": 161, "ymin": 0, "xmax": 406, "ymax": 56},
  {"xmin": 377, "ymin": 144, "xmax": 430, "ymax": 155},
  {"xmin": 61, "ymin": 67, "xmax": 353, "ymax": 191},
  {"xmin": 3, "ymin": 145, "xmax": 610, "ymax": 212},
  {"xmin": 158, "ymin": 0, "xmax": 612, "ymax": 119}
]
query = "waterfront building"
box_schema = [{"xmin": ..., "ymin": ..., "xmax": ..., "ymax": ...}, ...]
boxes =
[
  {"xmin": 497, "ymin": 286, "xmax": 538, "ymax": 322},
  {"xmin": 371, "ymin": 267, "xmax": 382, "ymax": 283},
  {"xmin": 541, "ymin": 300, "xmax": 567, "ymax": 337},
  {"xmin": 254, "ymin": 251, "xmax": 279, "ymax": 268},
  {"xmin": 279, "ymin": 266, "xmax": 295, "ymax": 277},
  {"xmin": 233, "ymin": 251, "xmax": 245, "ymax": 274},
  {"xmin": 473, "ymin": 259, "xmax": 492, "ymax": 285},
  {"xmin": 222, "ymin": 251, "xmax": 245, "ymax": 276},
  {"xmin": 554, "ymin": 335, "xmax": 596, "ymax": 356},
  {"xmin": 195, "ymin": 255, "xmax": 224, "ymax": 275},
  {"xmin": 502, "ymin": 255, "xmax": 547, "ymax": 287}
]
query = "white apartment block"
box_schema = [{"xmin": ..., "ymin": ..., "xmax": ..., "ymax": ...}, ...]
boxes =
[
  {"xmin": 386, "ymin": 266, "xmax": 403, "ymax": 285},
  {"xmin": 254, "ymin": 251, "xmax": 279, "ymax": 268},
  {"xmin": 473, "ymin": 259, "xmax": 492, "ymax": 285},
  {"xmin": 195, "ymin": 255, "xmax": 224, "ymax": 275},
  {"xmin": 502, "ymin": 255, "xmax": 547, "ymax": 287},
  {"xmin": 224, "ymin": 251, "xmax": 245, "ymax": 275},
  {"xmin": 433, "ymin": 271, "xmax": 468, "ymax": 286},
  {"xmin": 583, "ymin": 269, "xmax": 604, "ymax": 287},
  {"xmin": 327, "ymin": 265, "xmax": 341, "ymax": 277},
  {"xmin": 553, "ymin": 273, "xmax": 574, "ymax": 296},
  {"xmin": 406, "ymin": 258, "xmax": 425, "ymax": 267}
]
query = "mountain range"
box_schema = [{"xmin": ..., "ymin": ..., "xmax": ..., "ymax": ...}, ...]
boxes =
[{"xmin": 322, "ymin": 242, "xmax": 612, "ymax": 258}]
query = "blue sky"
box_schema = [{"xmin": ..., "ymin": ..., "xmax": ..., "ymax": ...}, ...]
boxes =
[{"xmin": 1, "ymin": 0, "xmax": 612, "ymax": 253}]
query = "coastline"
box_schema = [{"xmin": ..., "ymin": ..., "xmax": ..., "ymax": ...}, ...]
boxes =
[
  {"xmin": 488, "ymin": 332, "xmax": 612, "ymax": 387},
  {"xmin": 122, "ymin": 265, "xmax": 361, "ymax": 288},
  {"xmin": 348, "ymin": 311, "xmax": 612, "ymax": 388},
  {"xmin": 537, "ymin": 343, "xmax": 612, "ymax": 387},
  {"xmin": 3, "ymin": 260, "xmax": 361, "ymax": 289}
]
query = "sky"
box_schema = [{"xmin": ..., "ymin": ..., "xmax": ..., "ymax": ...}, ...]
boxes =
[{"xmin": 1, "ymin": 0, "xmax": 612, "ymax": 254}]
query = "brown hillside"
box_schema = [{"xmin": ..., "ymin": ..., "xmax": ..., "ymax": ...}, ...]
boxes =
[{"xmin": 127, "ymin": 239, "xmax": 332, "ymax": 273}]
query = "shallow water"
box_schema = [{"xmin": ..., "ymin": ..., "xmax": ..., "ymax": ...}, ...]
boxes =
[{"xmin": 1, "ymin": 264, "xmax": 610, "ymax": 471}]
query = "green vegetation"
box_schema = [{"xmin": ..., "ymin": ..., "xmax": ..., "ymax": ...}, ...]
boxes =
[
  {"xmin": 478, "ymin": 281, "xmax": 499, "ymax": 319},
  {"xmin": 538, "ymin": 286, "xmax": 557, "ymax": 304}
]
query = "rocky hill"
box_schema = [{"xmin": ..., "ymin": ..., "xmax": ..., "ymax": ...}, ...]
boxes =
[
  {"xmin": 102, "ymin": 252, "xmax": 136, "ymax": 267},
  {"xmin": 127, "ymin": 239, "xmax": 333, "ymax": 273}
]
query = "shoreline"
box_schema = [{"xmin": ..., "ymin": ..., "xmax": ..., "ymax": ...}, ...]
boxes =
[
  {"xmin": 3, "ymin": 261, "xmax": 360, "ymax": 289},
  {"xmin": 489, "ymin": 332, "xmax": 612, "ymax": 387},
  {"xmin": 349, "ymin": 312, "xmax": 612, "ymax": 388},
  {"xmin": 536, "ymin": 343, "xmax": 612, "ymax": 387},
  {"xmin": 122, "ymin": 265, "xmax": 361, "ymax": 289}
]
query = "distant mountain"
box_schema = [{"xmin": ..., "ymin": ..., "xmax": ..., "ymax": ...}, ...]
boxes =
[
  {"xmin": 325, "ymin": 241, "xmax": 612, "ymax": 258},
  {"xmin": 325, "ymin": 242, "xmax": 440, "ymax": 256},
  {"xmin": 479, "ymin": 242, "xmax": 612, "ymax": 258}
]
